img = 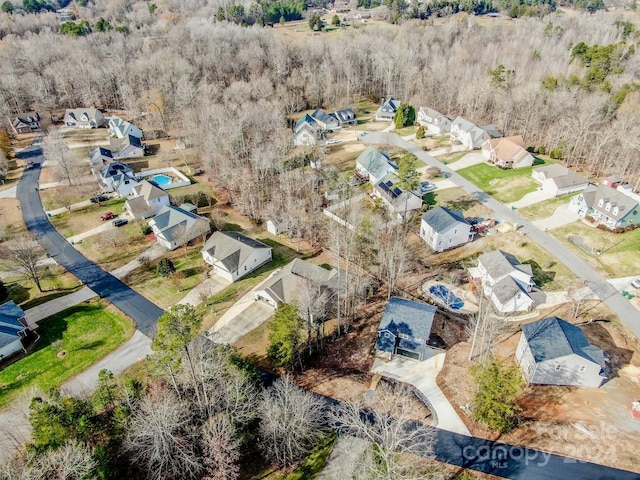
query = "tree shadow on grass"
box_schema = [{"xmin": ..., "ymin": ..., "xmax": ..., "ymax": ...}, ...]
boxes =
[
  {"xmin": 7, "ymin": 283, "xmax": 30, "ymax": 305},
  {"xmin": 443, "ymin": 195, "xmax": 479, "ymax": 212},
  {"xmin": 74, "ymin": 340, "xmax": 105, "ymax": 351},
  {"xmin": 423, "ymin": 192, "xmax": 438, "ymax": 206}
]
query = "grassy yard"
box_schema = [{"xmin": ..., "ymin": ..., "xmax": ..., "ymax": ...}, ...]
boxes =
[
  {"xmin": 392, "ymin": 125, "xmax": 417, "ymax": 136},
  {"xmin": 517, "ymin": 193, "xmax": 574, "ymax": 220},
  {"xmin": 438, "ymin": 152, "xmax": 467, "ymax": 164},
  {"xmin": 49, "ymin": 198, "xmax": 127, "ymax": 238},
  {"xmin": 425, "ymin": 187, "xmax": 492, "ymax": 218},
  {"xmin": 457, "ymin": 160, "xmax": 550, "ymax": 203},
  {"xmin": 76, "ymin": 223, "xmax": 156, "ymax": 271},
  {"xmin": 0, "ymin": 302, "xmax": 134, "ymax": 409},
  {"xmin": 122, "ymin": 248, "xmax": 207, "ymax": 308},
  {"xmin": 3, "ymin": 265, "xmax": 82, "ymax": 309},
  {"xmin": 486, "ymin": 231, "xmax": 577, "ymax": 291},
  {"xmin": 550, "ymin": 222, "xmax": 640, "ymax": 277},
  {"xmin": 200, "ymin": 237, "xmax": 304, "ymax": 331}
]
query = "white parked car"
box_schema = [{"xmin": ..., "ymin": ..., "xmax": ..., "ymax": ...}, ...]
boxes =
[
  {"xmin": 420, "ymin": 181, "xmax": 436, "ymax": 195},
  {"xmin": 631, "ymin": 278, "xmax": 640, "ymax": 289},
  {"xmin": 326, "ymin": 139, "xmax": 340, "ymax": 145}
]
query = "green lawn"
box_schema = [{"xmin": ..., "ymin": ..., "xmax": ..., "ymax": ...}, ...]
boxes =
[
  {"xmin": 517, "ymin": 193, "xmax": 574, "ymax": 220},
  {"xmin": 392, "ymin": 125, "xmax": 417, "ymax": 136},
  {"xmin": 4, "ymin": 265, "xmax": 82, "ymax": 309},
  {"xmin": 457, "ymin": 160, "xmax": 550, "ymax": 203},
  {"xmin": 0, "ymin": 303, "xmax": 134, "ymax": 409},
  {"xmin": 123, "ymin": 248, "xmax": 207, "ymax": 308},
  {"xmin": 439, "ymin": 152, "xmax": 467, "ymax": 164},
  {"xmin": 425, "ymin": 187, "xmax": 492, "ymax": 218},
  {"xmin": 551, "ymin": 223, "xmax": 640, "ymax": 277},
  {"xmin": 49, "ymin": 198, "xmax": 127, "ymax": 238}
]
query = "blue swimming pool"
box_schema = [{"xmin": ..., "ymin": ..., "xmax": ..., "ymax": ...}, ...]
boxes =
[
  {"xmin": 153, "ymin": 174, "xmax": 171, "ymax": 186},
  {"xmin": 429, "ymin": 284, "xmax": 464, "ymax": 310}
]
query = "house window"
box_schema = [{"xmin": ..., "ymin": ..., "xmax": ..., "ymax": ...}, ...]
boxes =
[
  {"xmin": 555, "ymin": 364, "xmax": 562, "ymax": 371},
  {"xmin": 454, "ymin": 229, "xmax": 457, "ymax": 234},
  {"xmin": 414, "ymin": 336, "xmax": 424, "ymax": 343},
  {"xmin": 398, "ymin": 333, "xmax": 409, "ymax": 340},
  {"xmin": 384, "ymin": 332, "xmax": 390, "ymax": 338},
  {"xmin": 579, "ymin": 365, "xmax": 586, "ymax": 373},
  {"xmin": 244, "ymin": 266, "xmax": 247, "ymax": 271}
]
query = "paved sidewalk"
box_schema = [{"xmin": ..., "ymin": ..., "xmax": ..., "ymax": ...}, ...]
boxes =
[
  {"xmin": 372, "ymin": 353, "xmax": 470, "ymax": 436},
  {"xmin": 46, "ymin": 199, "xmax": 93, "ymax": 216}
]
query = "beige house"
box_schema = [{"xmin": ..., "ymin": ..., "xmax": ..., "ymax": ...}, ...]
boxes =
[{"xmin": 481, "ymin": 135, "xmax": 534, "ymax": 169}]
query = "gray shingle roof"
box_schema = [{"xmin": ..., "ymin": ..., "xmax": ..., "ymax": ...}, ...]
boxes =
[
  {"xmin": 478, "ymin": 250, "xmax": 532, "ymax": 280},
  {"xmin": 356, "ymin": 147, "xmax": 396, "ymax": 180},
  {"xmin": 132, "ymin": 180, "xmax": 167, "ymax": 201},
  {"xmin": 588, "ymin": 184, "xmax": 639, "ymax": 221},
  {"xmin": 295, "ymin": 114, "xmax": 317, "ymax": 134},
  {"xmin": 150, "ymin": 205, "xmax": 207, "ymax": 243},
  {"xmin": 99, "ymin": 162, "xmax": 133, "ymax": 180},
  {"xmin": 421, "ymin": 206, "xmax": 469, "ymax": 234},
  {"xmin": 0, "ymin": 301, "xmax": 27, "ymax": 350},
  {"xmin": 259, "ymin": 259, "xmax": 337, "ymax": 305},
  {"xmin": 334, "ymin": 109, "xmax": 356, "ymax": 123},
  {"xmin": 202, "ymin": 231, "xmax": 271, "ymax": 272},
  {"xmin": 522, "ymin": 316, "xmax": 605, "ymax": 367},
  {"xmin": 311, "ymin": 109, "xmax": 338, "ymax": 126},
  {"xmin": 375, "ymin": 297, "xmax": 437, "ymax": 357}
]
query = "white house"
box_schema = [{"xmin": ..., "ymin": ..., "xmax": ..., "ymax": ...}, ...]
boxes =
[
  {"xmin": 375, "ymin": 98, "xmax": 401, "ymax": 121},
  {"xmin": 451, "ymin": 117, "xmax": 500, "ymax": 150},
  {"xmin": 417, "ymin": 107, "xmax": 452, "ymax": 134},
  {"xmin": 149, "ymin": 205, "xmax": 211, "ymax": 251},
  {"xmin": 98, "ymin": 162, "xmax": 139, "ymax": 197},
  {"xmin": 254, "ymin": 258, "xmax": 338, "ymax": 308},
  {"xmin": 373, "ymin": 173, "xmax": 423, "ymax": 219},
  {"xmin": 125, "ymin": 180, "xmax": 170, "ymax": 220},
  {"xmin": 532, "ymin": 164, "xmax": 588, "ymax": 197},
  {"xmin": 201, "ymin": 231, "xmax": 272, "ymax": 282},
  {"xmin": 468, "ymin": 250, "xmax": 536, "ymax": 313},
  {"xmin": 420, "ymin": 206, "xmax": 475, "ymax": 252},
  {"xmin": 481, "ymin": 135, "xmax": 534, "ymax": 169},
  {"xmin": 63, "ymin": 108, "xmax": 105, "ymax": 129},
  {"xmin": 516, "ymin": 317, "xmax": 606, "ymax": 388},
  {"xmin": 110, "ymin": 135, "xmax": 145, "ymax": 159},
  {"xmin": 355, "ymin": 147, "xmax": 397, "ymax": 184},
  {"xmin": 0, "ymin": 301, "xmax": 30, "ymax": 359},
  {"xmin": 108, "ymin": 116, "xmax": 143, "ymax": 139},
  {"xmin": 293, "ymin": 114, "xmax": 320, "ymax": 146}
]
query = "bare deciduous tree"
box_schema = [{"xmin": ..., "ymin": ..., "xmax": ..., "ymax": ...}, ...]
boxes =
[
  {"xmin": 331, "ymin": 383, "xmax": 445, "ymax": 480},
  {"xmin": 257, "ymin": 378, "xmax": 326, "ymax": 467},
  {"xmin": 0, "ymin": 234, "xmax": 46, "ymax": 292},
  {"xmin": 125, "ymin": 388, "xmax": 201, "ymax": 480},
  {"xmin": 200, "ymin": 414, "xmax": 240, "ymax": 480}
]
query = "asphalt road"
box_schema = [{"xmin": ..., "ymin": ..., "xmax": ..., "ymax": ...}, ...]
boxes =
[
  {"xmin": 15, "ymin": 143, "xmax": 163, "ymax": 336},
  {"xmin": 363, "ymin": 132, "xmax": 640, "ymax": 341}
]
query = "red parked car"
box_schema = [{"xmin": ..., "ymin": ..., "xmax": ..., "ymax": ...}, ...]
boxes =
[{"xmin": 100, "ymin": 212, "xmax": 115, "ymax": 221}]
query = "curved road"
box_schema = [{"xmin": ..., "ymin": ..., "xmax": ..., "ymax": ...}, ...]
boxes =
[
  {"xmin": 16, "ymin": 141, "xmax": 163, "ymax": 336},
  {"xmin": 364, "ymin": 132, "xmax": 640, "ymax": 340}
]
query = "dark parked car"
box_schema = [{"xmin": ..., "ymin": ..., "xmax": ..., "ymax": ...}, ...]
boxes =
[
  {"xmin": 90, "ymin": 195, "xmax": 109, "ymax": 204},
  {"xmin": 112, "ymin": 218, "xmax": 128, "ymax": 227}
]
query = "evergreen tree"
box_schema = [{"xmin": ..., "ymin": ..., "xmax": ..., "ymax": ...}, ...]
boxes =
[
  {"xmin": 157, "ymin": 258, "xmax": 176, "ymax": 277},
  {"xmin": 393, "ymin": 103, "xmax": 416, "ymax": 129},
  {"xmin": 268, "ymin": 303, "xmax": 303, "ymax": 370},
  {"xmin": 0, "ymin": 279, "xmax": 8, "ymax": 303},
  {"xmin": 471, "ymin": 356, "xmax": 523, "ymax": 433}
]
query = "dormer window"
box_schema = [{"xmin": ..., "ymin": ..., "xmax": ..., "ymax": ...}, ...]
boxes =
[
  {"xmin": 598, "ymin": 199, "xmax": 604, "ymax": 208},
  {"xmin": 398, "ymin": 333, "xmax": 409, "ymax": 340},
  {"xmin": 613, "ymin": 207, "xmax": 619, "ymax": 216},
  {"xmin": 605, "ymin": 203, "xmax": 611, "ymax": 211}
]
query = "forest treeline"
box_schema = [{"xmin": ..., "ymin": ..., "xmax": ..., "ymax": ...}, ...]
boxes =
[{"xmin": 1, "ymin": 6, "xmax": 640, "ymax": 222}]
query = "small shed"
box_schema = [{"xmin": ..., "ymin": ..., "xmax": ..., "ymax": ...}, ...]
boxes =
[
  {"xmin": 603, "ymin": 175, "xmax": 623, "ymax": 188},
  {"xmin": 266, "ymin": 219, "xmax": 288, "ymax": 236}
]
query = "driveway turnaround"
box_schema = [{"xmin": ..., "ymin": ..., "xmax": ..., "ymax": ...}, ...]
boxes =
[
  {"xmin": 447, "ymin": 152, "xmax": 486, "ymax": 171},
  {"xmin": 509, "ymin": 189, "xmax": 555, "ymax": 209},
  {"xmin": 362, "ymin": 132, "xmax": 640, "ymax": 341},
  {"xmin": 16, "ymin": 143, "xmax": 163, "ymax": 336},
  {"xmin": 372, "ymin": 354, "xmax": 471, "ymax": 436},
  {"xmin": 532, "ymin": 205, "xmax": 581, "ymax": 231}
]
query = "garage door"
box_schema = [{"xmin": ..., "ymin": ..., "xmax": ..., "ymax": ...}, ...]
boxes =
[{"xmin": 396, "ymin": 349, "xmax": 420, "ymax": 361}]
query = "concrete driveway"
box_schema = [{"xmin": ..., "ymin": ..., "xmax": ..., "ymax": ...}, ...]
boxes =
[
  {"xmin": 66, "ymin": 213, "xmax": 132, "ymax": 244},
  {"xmin": 371, "ymin": 353, "xmax": 470, "ymax": 436},
  {"xmin": 509, "ymin": 189, "xmax": 554, "ymax": 209},
  {"xmin": 448, "ymin": 152, "xmax": 486, "ymax": 171},
  {"xmin": 532, "ymin": 204, "xmax": 580, "ymax": 231},
  {"xmin": 209, "ymin": 300, "xmax": 274, "ymax": 344},
  {"xmin": 177, "ymin": 274, "xmax": 230, "ymax": 307},
  {"xmin": 0, "ymin": 185, "xmax": 17, "ymax": 199}
]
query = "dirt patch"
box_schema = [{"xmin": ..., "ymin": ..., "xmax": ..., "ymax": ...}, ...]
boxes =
[
  {"xmin": 0, "ymin": 198, "xmax": 27, "ymax": 236},
  {"xmin": 438, "ymin": 316, "xmax": 640, "ymax": 473}
]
